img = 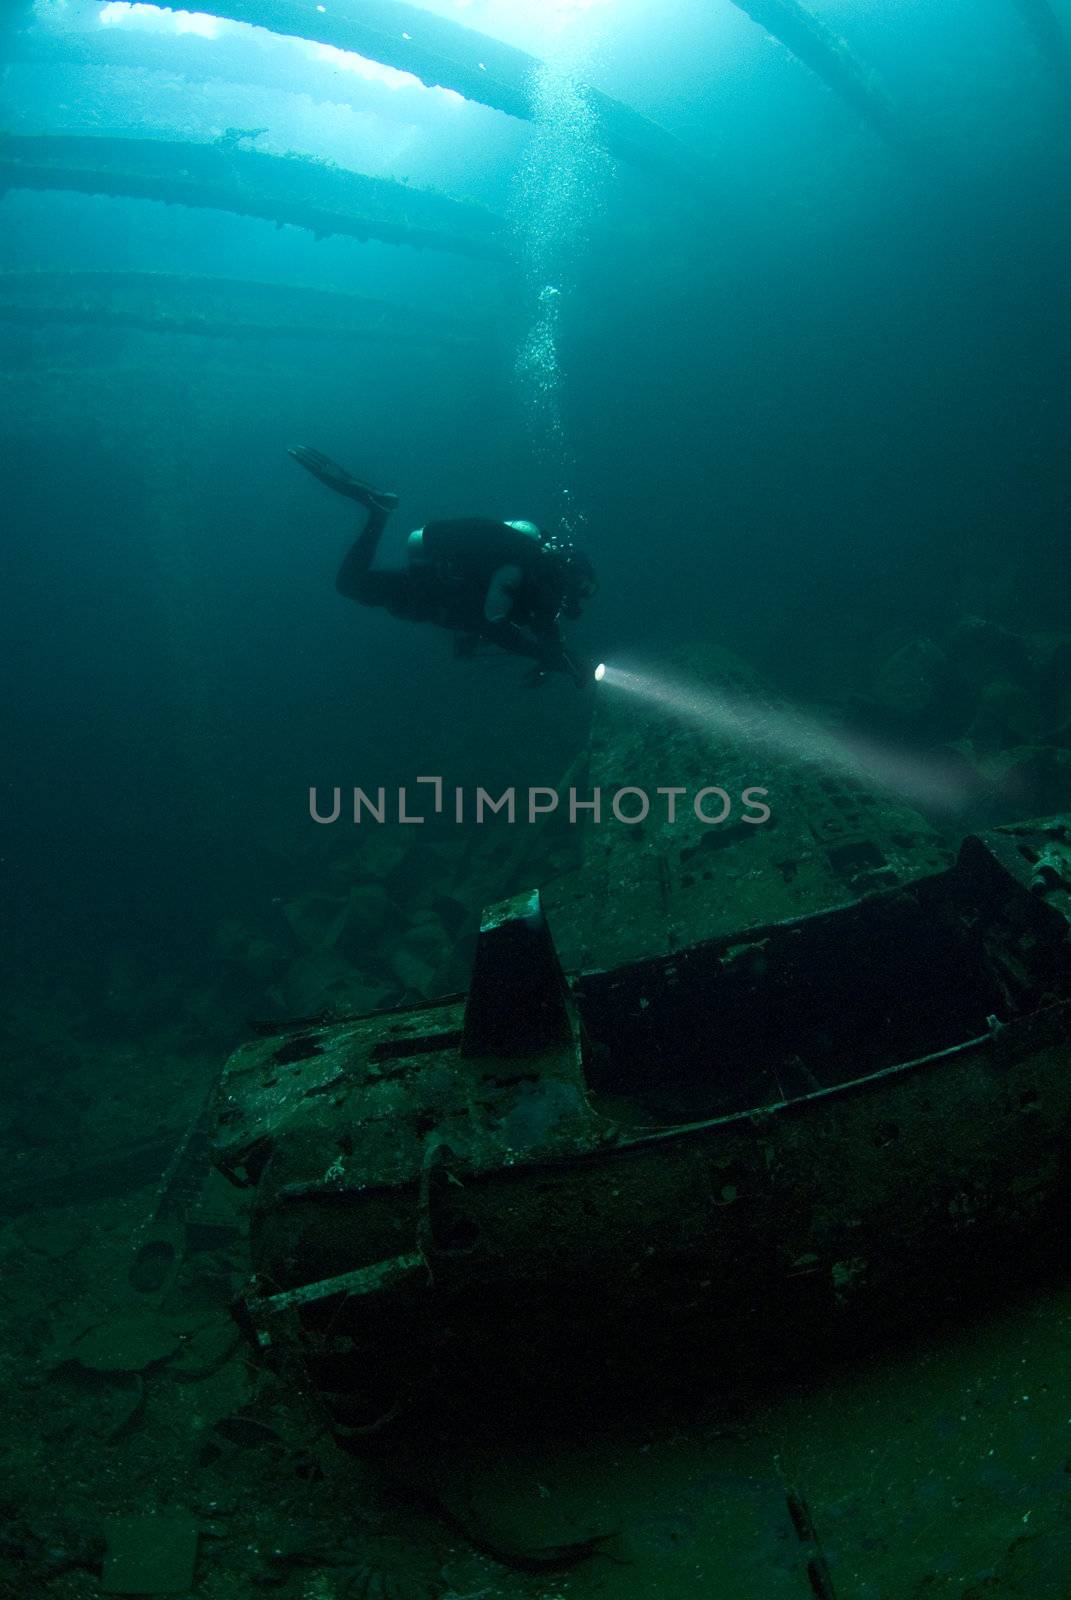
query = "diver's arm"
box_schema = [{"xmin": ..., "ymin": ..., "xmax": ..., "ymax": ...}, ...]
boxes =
[
  {"xmin": 481, "ymin": 617, "xmax": 590, "ymax": 685},
  {"xmin": 479, "ymin": 617, "xmax": 548, "ymax": 664},
  {"xmin": 529, "ymin": 615, "xmax": 594, "ymax": 686},
  {"xmin": 484, "ymin": 564, "xmax": 524, "ymax": 623}
]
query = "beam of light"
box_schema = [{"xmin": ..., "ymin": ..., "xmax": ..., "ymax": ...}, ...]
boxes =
[
  {"xmin": 97, "ymin": 4, "xmax": 469, "ymax": 102},
  {"xmin": 308, "ymin": 42, "xmax": 465, "ymax": 102},
  {"xmin": 448, "ymin": 0, "xmax": 614, "ymax": 25},
  {"xmin": 99, "ymin": 2, "xmax": 220, "ymax": 36},
  {"xmin": 598, "ymin": 663, "xmax": 982, "ymax": 815}
]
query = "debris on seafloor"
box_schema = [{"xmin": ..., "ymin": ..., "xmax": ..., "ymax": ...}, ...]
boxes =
[
  {"xmin": 55, "ymin": 1311, "xmax": 182, "ymax": 1375},
  {"xmin": 442, "ymin": 1512, "xmax": 621, "ymax": 1574},
  {"xmin": 780, "ymin": 1473, "xmax": 839, "ymax": 1600},
  {"xmin": 337, "ymin": 1567, "xmax": 442, "ymax": 1600},
  {"xmin": 361, "ymin": 1433, "xmax": 625, "ymax": 1577},
  {"xmin": 0, "ymin": 1131, "xmax": 183, "ymax": 1219},
  {"xmin": 59, "ymin": 1371, "xmax": 147, "ymax": 1444},
  {"xmin": 168, "ymin": 1315, "xmax": 241, "ymax": 1380},
  {"xmin": 128, "ymin": 1060, "xmax": 225, "ymax": 1303},
  {"xmin": 101, "ymin": 1513, "xmax": 199, "ymax": 1596}
]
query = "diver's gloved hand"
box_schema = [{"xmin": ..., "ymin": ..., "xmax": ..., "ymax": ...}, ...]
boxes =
[
  {"xmin": 558, "ymin": 649, "xmax": 596, "ymax": 689},
  {"xmin": 529, "ymin": 649, "xmax": 595, "ymax": 689},
  {"xmin": 288, "ymin": 446, "xmax": 398, "ymax": 510}
]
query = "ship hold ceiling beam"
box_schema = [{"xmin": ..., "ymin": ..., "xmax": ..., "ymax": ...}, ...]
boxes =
[
  {"xmin": 726, "ymin": 0, "xmax": 906, "ymax": 148},
  {"xmin": 0, "ymin": 269, "xmax": 495, "ymax": 345},
  {"xmin": 185, "ymin": 0, "xmax": 714, "ymax": 191},
  {"xmin": 6, "ymin": 25, "xmax": 437, "ymax": 122},
  {"xmin": 1010, "ymin": 0, "xmax": 1070, "ymax": 73},
  {"xmin": 0, "ymin": 134, "xmax": 512, "ymax": 263}
]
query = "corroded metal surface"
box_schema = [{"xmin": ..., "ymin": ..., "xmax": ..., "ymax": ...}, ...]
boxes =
[{"xmin": 212, "ymin": 819, "xmax": 1071, "ymax": 1432}]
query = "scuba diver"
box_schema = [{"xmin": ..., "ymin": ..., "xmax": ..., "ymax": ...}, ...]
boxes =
[{"xmin": 290, "ymin": 446, "xmax": 598, "ymax": 687}]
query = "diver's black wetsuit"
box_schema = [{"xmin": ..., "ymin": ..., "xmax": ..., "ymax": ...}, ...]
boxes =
[
  {"xmin": 334, "ymin": 499, "xmax": 418, "ymax": 612},
  {"xmin": 290, "ymin": 445, "xmax": 593, "ymax": 681},
  {"xmin": 339, "ymin": 508, "xmax": 562, "ymax": 650},
  {"xmin": 342, "ymin": 508, "xmax": 557, "ymax": 620}
]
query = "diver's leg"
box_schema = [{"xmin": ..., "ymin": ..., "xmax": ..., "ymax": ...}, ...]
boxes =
[{"xmin": 336, "ymin": 501, "xmax": 395, "ymax": 600}]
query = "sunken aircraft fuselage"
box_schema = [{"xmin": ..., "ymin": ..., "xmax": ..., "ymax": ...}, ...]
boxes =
[{"xmin": 212, "ymin": 816, "xmax": 1071, "ymax": 1437}]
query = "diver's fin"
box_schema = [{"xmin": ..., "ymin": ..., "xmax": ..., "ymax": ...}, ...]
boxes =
[{"xmin": 288, "ymin": 445, "xmax": 398, "ymax": 509}]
